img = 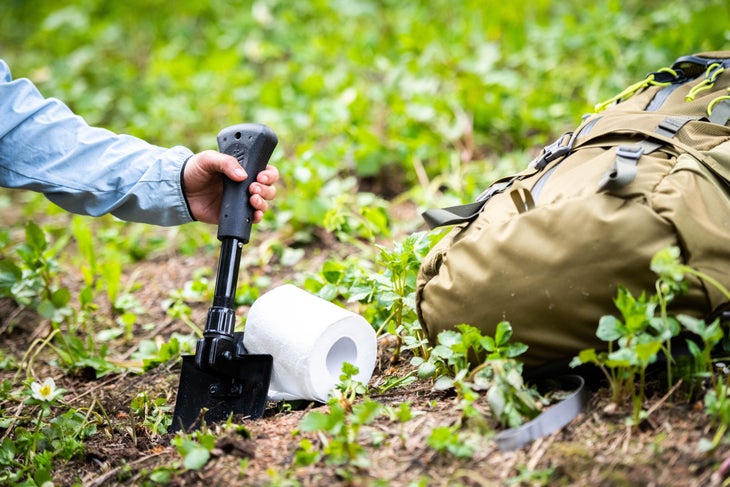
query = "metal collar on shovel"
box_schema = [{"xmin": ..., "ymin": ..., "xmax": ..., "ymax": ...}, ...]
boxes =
[{"xmin": 171, "ymin": 123, "xmax": 278, "ymax": 432}]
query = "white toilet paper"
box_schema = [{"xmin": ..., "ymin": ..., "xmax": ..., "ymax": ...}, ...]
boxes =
[{"xmin": 242, "ymin": 284, "xmax": 377, "ymax": 402}]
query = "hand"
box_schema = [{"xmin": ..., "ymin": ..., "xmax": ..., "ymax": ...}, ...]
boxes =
[{"xmin": 183, "ymin": 150, "xmax": 279, "ymax": 224}]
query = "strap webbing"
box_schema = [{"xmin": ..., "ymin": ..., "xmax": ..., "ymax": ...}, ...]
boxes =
[
  {"xmin": 510, "ymin": 187, "xmax": 536, "ymax": 214},
  {"xmin": 709, "ymin": 98, "xmax": 730, "ymax": 126},
  {"xmin": 644, "ymin": 83, "xmax": 682, "ymax": 112},
  {"xmin": 598, "ymin": 115, "xmax": 692, "ymax": 191},
  {"xmin": 598, "ymin": 145, "xmax": 644, "ymax": 191},
  {"xmin": 421, "ymin": 200, "xmax": 489, "ymax": 229},
  {"xmin": 421, "ymin": 132, "xmax": 575, "ymax": 229},
  {"xmin": 494, "ymin": 374, "xmax": 588, "ymax": 451}
]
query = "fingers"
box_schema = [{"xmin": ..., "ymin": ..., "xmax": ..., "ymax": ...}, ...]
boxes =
[
  {"xmin": 252, "ymin": 209, "xmax": 265, "ymax": 224},
  {"xmin": 249, "ymin": 193, "xmax": 268, "ymax": 213},
  {"xmin": 249, "ymin": 165, "xmax": 279, "ymax": 201},
  {"xmin": 256, "ymin": 165, "xmax": 279, "ymax": 185}
]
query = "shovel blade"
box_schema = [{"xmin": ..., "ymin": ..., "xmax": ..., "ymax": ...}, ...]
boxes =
[{"xmin": 171, "ymin": 353, "xmax": 273, "ymax": 432}]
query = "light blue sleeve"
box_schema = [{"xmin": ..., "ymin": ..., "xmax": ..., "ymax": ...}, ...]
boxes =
[{"xmin": 0, "ymin": 59, "xmax": 195, "ymax": 226}]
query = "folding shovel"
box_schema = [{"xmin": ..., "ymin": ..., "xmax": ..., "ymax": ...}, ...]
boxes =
[{"xmin": 171, "ymin": 123, "xmax": 278, "ymax": 432}]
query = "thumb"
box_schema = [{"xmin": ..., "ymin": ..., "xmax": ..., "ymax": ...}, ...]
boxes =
[{"xmin": 214, "ymin": 152, "xmax": 247, "ymax": 181}]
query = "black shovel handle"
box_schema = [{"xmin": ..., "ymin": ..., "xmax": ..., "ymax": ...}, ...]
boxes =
[{"xmin": 217, "ymin": 124, "xmax": 278, "ymax": 243}]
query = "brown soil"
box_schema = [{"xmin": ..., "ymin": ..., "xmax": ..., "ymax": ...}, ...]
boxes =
[{"xmin": 2, "ymin": 212, "xmax": 730, "ymax": 486}]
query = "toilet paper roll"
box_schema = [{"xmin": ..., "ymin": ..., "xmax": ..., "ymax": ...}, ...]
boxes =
[{"xmin": 242, "ymin": 284, "xmax": 377, "ymax": 402}]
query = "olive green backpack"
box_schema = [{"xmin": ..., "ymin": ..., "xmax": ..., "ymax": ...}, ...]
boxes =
[{"xmin": 416, "ymin": 51, "xmax": 730, "ymax": 369}]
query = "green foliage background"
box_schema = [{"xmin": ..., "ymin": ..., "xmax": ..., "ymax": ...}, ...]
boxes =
[{"xmin": 2, "ymin": 0, "xmax": 727, "ymax": 231}]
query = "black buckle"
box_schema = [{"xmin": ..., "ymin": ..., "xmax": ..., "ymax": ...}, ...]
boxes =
[{"xmin": 534, "ymin": 132, "xmax": 575, "ymax": 170}]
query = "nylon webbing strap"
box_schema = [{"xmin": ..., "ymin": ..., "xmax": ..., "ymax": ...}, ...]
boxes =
[
  {"xmin": 709, "ymin": 99, "xmax": 730, "ymax": 126},
  {"xmin": 421, "ymin": 132, "xmax": 575, "ymax": 229},
  {"xmin": 598, "ymin": 145, "xmax": 644, "ymax": 191},
  {"xmin": 494, "ymin": 374, "xmax": 588, "ymax": 451},
  {"xmin": 655, "ymin": 115, "xmax": 693, "ymax": 137},
  {"xmin": 598, "ymin": 115, "xmax": 692, "ymax": 191},
  {"xmin": 421, "ymin": 200, "xmax": 488, "ymax": 229}
]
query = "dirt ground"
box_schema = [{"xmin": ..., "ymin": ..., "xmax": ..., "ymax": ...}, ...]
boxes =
[{"xmin": 2, "ymin": 221, "xmax": 730, "ymax": 486}]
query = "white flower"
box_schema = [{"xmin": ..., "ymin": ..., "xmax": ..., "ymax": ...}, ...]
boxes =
[
  {"xmin": 30, "ymin": 377, "xmax": 64, "ymax": 402},
  {"xmin": 252, "ymin": 2, "xmax": 273, "ymax": 26}
]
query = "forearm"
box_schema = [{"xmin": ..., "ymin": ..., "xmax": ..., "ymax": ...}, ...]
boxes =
[{"xmin": 0, "ymin": 60, "xmax": 195, "ymax": 226}]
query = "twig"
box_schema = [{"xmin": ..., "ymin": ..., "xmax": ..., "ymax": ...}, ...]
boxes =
[
  {"xmin": 66, "ymin": 371, "xmax": 130, "ymax": 405},
  {"xmin": 526, "ymin": 432, "xmax": 557, "ymax": 471},
  {"xmin": 0, "ymin": 400, "xmax": 26, "ymax": 443},
  {"xmin": 622, "ymin": 423, "xmax": 632, "ymax": 453},
  {"xmin": 646, "ymin": 379, "xmax": 683, "ymax": 417},
  {"xmin": 450, "ymin": 468, "xmax": 494, "ymax": 486},
  {"xmin": 84, "ymin": 450, "xmax": 169, "ymax": 487},
  {"xmin": 0, "ymin": 302, "xmax": 26, "ymax": 335}
]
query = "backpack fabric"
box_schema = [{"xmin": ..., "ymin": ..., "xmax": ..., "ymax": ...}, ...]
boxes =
[{"xmin": 416, "ymin": 51, "xmax": 730, "ymax": 369}]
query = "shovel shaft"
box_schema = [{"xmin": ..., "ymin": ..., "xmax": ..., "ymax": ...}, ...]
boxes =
[
  {"xmin": 212, "ymin": 238, "xmax": 243, "ymax": 309},
  {"xmin": 194, "ymin": 238, "xmax": 242, "ymax": 370}
]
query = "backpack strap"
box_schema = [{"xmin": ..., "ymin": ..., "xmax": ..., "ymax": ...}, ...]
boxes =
[
  {"xmin": 612, "ymin": 117, "xmax": 730, "ymax": 185},
  {"xmin": 494, "ymin": 374, "xmax": 589, "ymax": 451},
  {"xmin": 597, "ymin": 116, "xmax": 694, "ymax": 191},
  {"xmin": 709, "ymin": 97, "xmax": 730, "ymax": 126},
  {"xmin": 598, "ymin": 145, "xmax": 644, "ymax": 191},
  {"xmin": 421, "ymin": 132, "xmax": 576, "ymax": 229},
  {"xmin": 421, "ymin": 199, "xmax": 491, "ymax": 229}
]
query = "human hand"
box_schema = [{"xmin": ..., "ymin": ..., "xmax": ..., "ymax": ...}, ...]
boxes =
[{"xmin": 183, "ymin": 150, "xmax": 279, "ymax": 225}]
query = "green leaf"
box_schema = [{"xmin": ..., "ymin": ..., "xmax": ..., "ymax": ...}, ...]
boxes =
[
  {"xmin": 51, "ymin": 287, "xmax": 71, "ymax": 308},
  {"xmin": 650, "ymin": 246, "xmax": 684, "ymax": 282},
  {"xmin": 37, "ymin": 300, "xmax": 57, "ymax": 319},
  {"xmin": 183, "ymin": 445, "xmax": 210, "ymax": 470},
  {"xmin": 395, "ymin": 402, "xmax": 412, "ymax": 423},
  {"xmin": 686, "ymin": 338, "xmax": 702, "ymax": 359},
  {"xmin": 351, "ymin": 400, "xmax": 381, "ymax": 425},
  {"xmin": 437, "ymin": 330, "xmax": 462, "ymax": 348},
  {"xmin": 299, "ymin": 411, "xmax": 331, "ymax": 432},
  {"xmin": 596, "ymin": 315, "xmax": 625, "ymax": 342},
  {"xmin": 606, "ymin": 347, "xmax": 636, "ymax": 368},
  {"xmin": 572, "ymin": 348, "xmax": 598, "ymax": 366},
  {"xmin": 25, "ymin": 221, "xmax": 47, "ymax": 252},
  {"xmin": 505, "ymin": 342, "xmax": 529, "ymax": 358},
  {"xmin": 494, "ymin": 321, "xmax": 513, "ymax": 346},
  {"xmin": 0, "ymin": 260, "xmax": 22, "ymax": 296},
  {"xmin": 634, "ymin": 340, "xmax": 661, "ymax": 365},
  {"xmin": 433, "ymin": 376, "xmax": 455, "ymax": 391},
  {"xmin": 150, "ymin": 468, "xmax": 173, "ymax": 483},
  {"xmin": 417, "ymin": 360, "xmax": 437, "ymax": 379}
]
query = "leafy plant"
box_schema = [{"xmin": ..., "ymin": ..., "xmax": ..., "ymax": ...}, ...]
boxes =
[
  {"xmin": 572, "ymin": 246, "xmax": 730, "ymax": 425},
  {"xmin": 295, "ymin": 363, "xmax": 387, "ymax": 475},
  {"xmin": 323, "ymin": 183, "xmax": 390, "ymax": 244},
  {"xmin": 129, "ymin": 391, "xmax": 172, "ymax": 435},
  {"xmin": 305, "ymin": 231, "xmax": 437, "ymax": 361},
  {"xmin": 0, "ymin": 221, "xmax": 72, "ymax": 323},
  {"xmin": 426, "ymin": 425, "xmax": 476, "ymax": 458},
  {"xmin": 0, "ymin": 377, "xmax": 97, "ymax": 486},
  {"xmin": 571, "ymin": 287, "xmax": 665, "ymax": 424},
  {"xmin": 131, "ymin": 334, "xmax": 196, "ymax": 372},
  {"xmin": 172, "ymin": 428, "xmax": 217, "ymax": 471},
  {"xmin": 413, "ymin": 322, "xmax": 543, "ymax": 428}
]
